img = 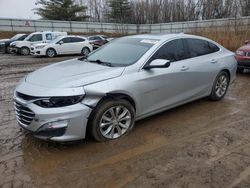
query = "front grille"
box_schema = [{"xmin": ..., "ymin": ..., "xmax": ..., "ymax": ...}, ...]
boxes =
[{"xmin": 14, "ymin": 101, "xmax": 35, "ymax": 126}]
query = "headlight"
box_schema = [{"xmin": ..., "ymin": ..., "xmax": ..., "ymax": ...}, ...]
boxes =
[
  {"xmin": 36, "ymin": 45, "xmax": 46, "ymax": 49},
  {"xmin": 10, "ymin": 42, "xmax": 16, "ymax": 47},
  {"xmin": 236, "ymin": 50, "xmax": 246, "ymax": 56},
  {"xmin": 34, "ymin": 95, "xmax": 85, "ymax": 108}
]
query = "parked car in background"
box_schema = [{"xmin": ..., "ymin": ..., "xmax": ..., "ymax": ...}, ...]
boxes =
[
  {"xmin": 0, "ymin": 34, "xmax": 28, "ymax": 53},
  {"xmin": 14, "ymin": 34, "xmax": 237, "ymax": 142},
  {"xmin": 88, "ymin": 35, "xmax": 109, "ymax": 49},
  {"xmin": 235, "ymin": 40, "xmax": 250, "ymax": 73},
  {"xmin": 31, "ymin": 35, "xmax": 92, "ymax": 57},
  {"xmin": 0, "ymin": 38, "xmax": 10, "ymax": 52},
  {"xmin": 10, "ymin": 31, "xmax": 67, "ymax": 55}
]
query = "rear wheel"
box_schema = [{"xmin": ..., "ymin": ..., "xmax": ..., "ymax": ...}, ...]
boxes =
[
  {"xmin": 89, "ymin": 99, "xmax": 135, "ymax": 142},
  {"xmin": 209, "ymin": 71, "xmax": 230, "ymax": 101},
  {"xmin": 20, "ymin": 47, "xmax": 30, "ymax": 55},
  {"xmin": 46, "ymin": 48, "xmax": 56, "ymax": 58}
]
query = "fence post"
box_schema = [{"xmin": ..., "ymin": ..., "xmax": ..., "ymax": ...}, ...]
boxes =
[
  {"xmin": 70, "ymin": 21, "xmax": 72, "ymax": 33},
  {"xmin": 51, "ymin": 21, "xmax": 54, "ymax": 31},
  {"xmin": 33, "ymin": 20, "xmax": 36, "ymax": 32},
  {"xmin": 10, "ymin": 19, "xmax": 13, "ymax": 32}
]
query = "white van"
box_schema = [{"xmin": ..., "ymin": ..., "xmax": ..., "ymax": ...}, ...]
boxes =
[{"xmin": 10, "ymin": 31, "xmax": 67, "ymax": 55}]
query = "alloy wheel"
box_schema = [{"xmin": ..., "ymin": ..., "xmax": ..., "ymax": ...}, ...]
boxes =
[
  {"xmin": 215, "ymin": 74, "xmax": 228, "ymax": 98},
  {"xmin": 99, "ymin": 106, "xmax": 131, "ymax": 139}
]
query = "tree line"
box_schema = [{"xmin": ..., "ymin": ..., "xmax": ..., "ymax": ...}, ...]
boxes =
[{"xmin": 35, "ymin": 0, "xmax": 250, "ymax": 23}]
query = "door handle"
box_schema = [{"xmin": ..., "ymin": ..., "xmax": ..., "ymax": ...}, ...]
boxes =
[
  {"xmin": 210, "ymin": 59, "xmax": 218, "ymax": 64},
  {"xmin": 181, "ymin": 66, "xmax": 189, "ymax": 71}
]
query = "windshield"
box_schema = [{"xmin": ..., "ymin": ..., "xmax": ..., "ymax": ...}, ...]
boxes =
[
  {"xmin": 24, "ymin": 33, "xmax": 33, "ymax": 41},
  {"xmin": 86, "ymin": 38, "xmax": 158, "ymax": 66},
  {"xmin": 11, "ymin": 34, "xmax": 23, "ymax": 40}
]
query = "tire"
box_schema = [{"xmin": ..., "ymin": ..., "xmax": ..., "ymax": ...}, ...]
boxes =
[
  {"xmin": 20, "ymin": 47, "xmax": 30, "ymax": 55},
  {"xmin": 237, "ymin": 67, "xmax": 244, "ymax": 73},
  {"xmin": 89, "ymin": 99, "xmax": 135, "ymax": 142},
  {"xmin": 209, "ymin": 71, "xmax": 230, "ymax": 101},
  {"xmin": 5, "ymin": 46, "xmax": 11, "ymax": 54},
  {"xmin": 46, "ymin": 48, "xmax": 56, "ymax": 58},
  {"xmin": 81, "ymin": 47, "xmax": 90, "ymax": 56}
]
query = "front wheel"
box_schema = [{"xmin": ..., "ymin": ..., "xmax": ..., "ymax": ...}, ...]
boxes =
[
  {"xmin": 5, "ymin": 46, "xmax": 11, "ymax": 54},
  {"xmin": 209, "ymin": 71, "xmax": 230, "ymax": 101},
  {"xmin": 46, "ymin": 48, "xmax": 56, "ymax": 58},
  {"xmin": 89, "ymin": 99, "xmax": 135, "ymax": 142},
  {"xmin": 20, "ymin": 47, "xmax": 30, "ymax": 55}
]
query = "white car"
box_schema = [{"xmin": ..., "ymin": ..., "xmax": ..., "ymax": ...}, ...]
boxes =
[
  {"xmin": 31, "ymin": 35, "xmax": 93, "ymax": 57},
  {"xmin": 10, "ymin": 31, "xmax": 67, "ymax": 55}
]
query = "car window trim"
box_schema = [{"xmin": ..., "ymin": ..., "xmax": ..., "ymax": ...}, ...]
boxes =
[{"xmin": 139, "ymin": 37, "xmax": 222, "ymax": 71}]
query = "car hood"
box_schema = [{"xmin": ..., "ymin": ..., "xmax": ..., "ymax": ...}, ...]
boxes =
[
  {"xmin": 15, "ymin": 40, "xmax": 31, "ymax": 47},
  {"xmin": 25, "ymin": 58, "xmax": 125, "ymax": 88},
  {"xmin": 0, "ymin": 39, "xmax": 9, "ymax": 43},
  {"xmin": 238, "ymin": 45, "xmax": 250, "ymax": 52}
]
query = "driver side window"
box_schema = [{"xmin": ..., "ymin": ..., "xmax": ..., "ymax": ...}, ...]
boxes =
[
  {"xmin": 149, "ymin": 39, "xmax": 187, "ymax": 63},
  {"xmin": 28, "ymin": 34, "xmax": 42, "ymax": 42}
]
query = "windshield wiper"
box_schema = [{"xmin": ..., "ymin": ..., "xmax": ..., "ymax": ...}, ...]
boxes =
[{"xmin": 88, "ymin": 59, "xmax": 113, "ymax": 67}]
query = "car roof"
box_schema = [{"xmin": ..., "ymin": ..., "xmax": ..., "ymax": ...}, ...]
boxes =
[{"xmin": 126, "ymin": 33, "xmax": 210, "ymax": 41}]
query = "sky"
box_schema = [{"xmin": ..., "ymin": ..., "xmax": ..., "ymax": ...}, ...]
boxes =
[{"xmin": 0, "ymin": 0, "xmax": 40, "ymax": 19}]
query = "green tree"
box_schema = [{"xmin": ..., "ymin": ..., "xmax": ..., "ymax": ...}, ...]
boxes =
[
  {"xmin": 108, "ymin": 0, "xmax": 131, "ymax": 23},
  {"xmin": 35, "ymin": 0, "xmax": 88, "ymax": 21}
]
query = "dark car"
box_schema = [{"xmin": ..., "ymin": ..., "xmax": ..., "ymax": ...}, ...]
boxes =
[
  {"xmin": 235, "ymin": 40, "xmax": 250, "ymax": 73},
  {"xmin": 0, "ymin": 34, "xmax": 28, "ymax": 53},
  {"xmin": 87, "ymin": 35, "xmax": 108, "ymax": 49}
]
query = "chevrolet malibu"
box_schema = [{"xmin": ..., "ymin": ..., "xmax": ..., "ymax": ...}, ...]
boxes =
[{"xmin": 14, "ymin": 34, "xmax": 237, "ymax": 142}]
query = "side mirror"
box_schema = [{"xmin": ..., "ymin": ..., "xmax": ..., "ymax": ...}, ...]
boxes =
[
  {"xmin": 59, "ymin": 41, "xmax": 64, "ymax": 45},
  {"xmin": 144, "ymin": 59, "xmax": 171, "ymax": 69},
  {"xmin": 244, "ymin": 40, "xmax": 249, "ymax": 45}
]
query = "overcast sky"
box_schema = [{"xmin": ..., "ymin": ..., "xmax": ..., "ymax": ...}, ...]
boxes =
[{"xmin": 0, "ymin": 0, "xmax": 40, "ymax": 19}]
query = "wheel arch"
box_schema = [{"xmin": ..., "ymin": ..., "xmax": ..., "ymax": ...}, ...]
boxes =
[
  {"xmin": 46, "ymin": 47, "xmax": 57, "ymax": 55},
  {"xmin": 221, "ymin": 68, "xmax": 231, "ymax": 81}
]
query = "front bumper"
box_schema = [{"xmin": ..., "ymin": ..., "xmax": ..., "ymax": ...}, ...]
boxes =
[
  {"xmin": 13, "ymin": 92, "xmax": 93, "ymax": 142},
  {"xmin": 236, "ymin": 55, "xmax": 250, "ymax": 69},
  {"xmin": 30, "ymin": 47, "xmax": 46, "ymax": 56}
]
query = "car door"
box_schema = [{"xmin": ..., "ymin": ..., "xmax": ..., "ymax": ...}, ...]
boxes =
[
  {"xmin": 182, "ymin": 38, "xmax": 221, "ymax": 94},
  {"xmin": 56, "ymin": 37, "xmax": 72, "ymax": 54},
  {"xmin": 136, "ymin": 39, "xmax": 208, "ymax": 116},
  {"xmin": 71, "ymin": 37, "xmax": 85, "ymax": 53},
  {"xmin": 28, "ymin": 34, "xmax": 43, "ymax": 46}
]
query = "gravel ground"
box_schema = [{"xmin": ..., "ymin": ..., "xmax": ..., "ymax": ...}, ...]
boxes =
[{"xmin": 0, "ymin": 53, "xmax": 250, "ymax": 188}]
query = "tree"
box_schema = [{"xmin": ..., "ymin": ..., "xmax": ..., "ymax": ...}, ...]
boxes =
[
  {"xmin": 108, "ymin": 0, "xmax": 131, "ymax": 23},
  {"xmin": 35, "ymin": 0, "xmax": 88, "ymax": 21}
]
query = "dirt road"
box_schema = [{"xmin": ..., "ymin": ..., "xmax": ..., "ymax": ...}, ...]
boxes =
[{"xmin": 1, "ymin": 53, "xmax": 250, "ymax": 188}]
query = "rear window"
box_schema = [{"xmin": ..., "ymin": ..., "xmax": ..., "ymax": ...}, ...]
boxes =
[
  {"xmin": 71, "ymin": 37, "xmax": 85, "ymax": 42},
  {"xmin": 185, "ymin": 38, "xmax": 220, "ymax": 58}
]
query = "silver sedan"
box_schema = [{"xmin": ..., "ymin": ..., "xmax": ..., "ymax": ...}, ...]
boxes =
[{"xmin": 14, "ymin": 34, "xmax": 237, "ymax": 142}]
